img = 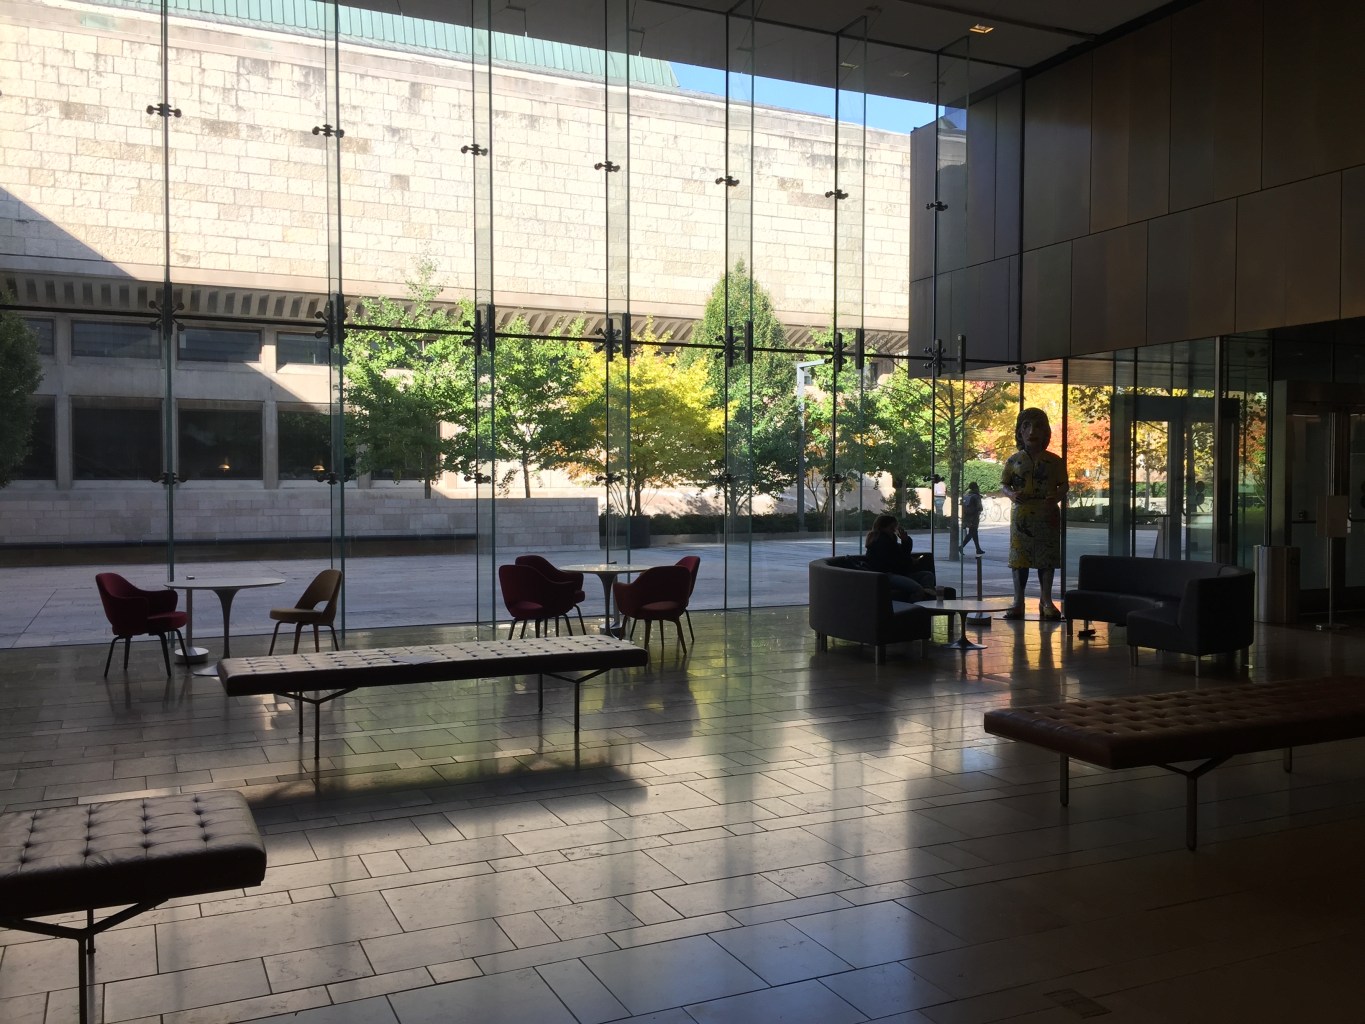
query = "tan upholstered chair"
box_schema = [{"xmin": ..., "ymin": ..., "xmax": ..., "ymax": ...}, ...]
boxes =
[{"xmin": 267, "ymin": 569, "xmax": 342, "ymax": 655}]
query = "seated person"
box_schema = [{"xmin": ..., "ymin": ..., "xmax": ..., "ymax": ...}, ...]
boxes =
[{"xmin": 864, "ymin": 514, "xmax": 937, "ymax": 602}]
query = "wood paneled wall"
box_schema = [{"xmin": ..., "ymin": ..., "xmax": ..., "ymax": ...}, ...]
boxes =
[{"xmin": 926, "ymin": 0, "xmax": 1365, "ymax": 364}]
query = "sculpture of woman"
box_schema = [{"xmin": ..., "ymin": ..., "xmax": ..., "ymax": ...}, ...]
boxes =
[{"xmin": 1000, "ymin": 407, "xmax": 1067, "ymax": 620}]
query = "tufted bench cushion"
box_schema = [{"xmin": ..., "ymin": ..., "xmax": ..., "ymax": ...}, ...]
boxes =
[
  {"xmin": 983, "ymin": 677, "xmax": 1365, "ymax": 768},
  {"xmin": 983, "ymin": 677, "xmax": 1365, "ymax": 848},
  {"xmin": 0, "ymin": 791, "xmax": 266, "ymax": 919},
  {"xmin": 219, "ymin": 635, "xmax": 650, "ymax": 760},
  {"xmin": 0, "ymin": 791, "xmax": 265, "ymax": 1024}
]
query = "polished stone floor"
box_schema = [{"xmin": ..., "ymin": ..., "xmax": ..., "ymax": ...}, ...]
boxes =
[{"xmin": 2, "ymin": 608, "xmax": 1364, "ymax": 1023}]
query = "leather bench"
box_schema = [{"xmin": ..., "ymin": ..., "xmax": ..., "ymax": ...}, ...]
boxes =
[
  {"xmin": 219, "ymin": 633, "xmax": 650, "ymax": 760},
  {"xmin": 983, "ymin": 677, "xmax": 1365, "ymax": 849},
  {"xmin": 0, "ymin": 791, "xmax": 266, "ymax": 1023}
]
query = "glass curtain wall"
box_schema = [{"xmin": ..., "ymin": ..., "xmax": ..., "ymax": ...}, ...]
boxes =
[{"xmin": 4, "ymin": 0, "xmax": 967, "ymax": 644}]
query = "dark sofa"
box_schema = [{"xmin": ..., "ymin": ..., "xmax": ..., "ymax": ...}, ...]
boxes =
[
  {"xmin": 1063, "ymin": 554, "xmax": 1254, "ymax": 673},
  {"xmin": 808, "ymin": 554, "xmax": 952, "ymax": 663}
]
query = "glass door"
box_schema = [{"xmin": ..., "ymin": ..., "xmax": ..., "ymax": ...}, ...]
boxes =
[{"xmin": 1110, "ymin": 394, "xmax": 1219, "ymax": 559}]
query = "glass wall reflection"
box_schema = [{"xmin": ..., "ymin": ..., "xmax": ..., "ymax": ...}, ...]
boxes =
[{"xmin": 4, "ymin": 0, "xmax": 1273, "ymax": 650}]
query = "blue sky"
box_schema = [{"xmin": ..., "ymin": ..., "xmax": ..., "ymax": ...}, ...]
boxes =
[{"xmin": 671, "ymin": 63, "xmax": 938, "ymax": 134}]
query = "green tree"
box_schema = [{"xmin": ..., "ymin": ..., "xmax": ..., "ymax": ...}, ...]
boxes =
[
  {"xmin": 865, "ymin": 371, "xmax": 936, "ymax": 516},
  {"xmin": 569, "ymin": 318, "xmax": 723, "ymax": 517},
  {"xmin": 685, "ymin": 263, "xmax": 801, "ymax": 515},
  {"xmin": 0, "ymin": 300, "xmax": 43, "ymax": 488},
  {"xmin": 801, "ymin": 339, "xmax": 874, "ymax": 515},
  {"xmin": 342, "ymin": 259, "xmax": 472, "ymax": 497},
  {"xmin": 490, "ymin": 316, "xmax": 592, "ymax": 497}
]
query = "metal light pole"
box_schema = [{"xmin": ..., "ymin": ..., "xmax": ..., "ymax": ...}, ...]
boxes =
[{"xmin": 795, "ymin": 359, "xmax": 824, "ymax": 532}]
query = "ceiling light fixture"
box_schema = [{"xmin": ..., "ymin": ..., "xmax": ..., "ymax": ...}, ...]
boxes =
[{"xmin": 969, "ymin": 23, "xmax": 993, "ymax": 34}]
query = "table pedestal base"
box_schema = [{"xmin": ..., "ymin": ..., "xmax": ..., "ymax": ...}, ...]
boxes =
[{"xmin": 176, "ymin": 646, "xmax": 209, "ymax": 665}]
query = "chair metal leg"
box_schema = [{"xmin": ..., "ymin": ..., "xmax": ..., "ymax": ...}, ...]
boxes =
[
  {"xmin": 122, "ymin": 637, "xmax": 131, "ymax": 671},
  {"xmin": 675, "ymin": 618, "xmax": 687, "ymax": 653},
  {"xmin": 574, "ymin": 606, "xmax": 586, "ymax": 633},
  {"xmin": 103, "ymin": 637, "xmax": 119, "ymax": 677},
  {"xmin": 268, "ymin": 622, "xmax": 284, "ymax": 655},
  {"xmin": 328, "ymin": 625, "xmax": 340, "ymax": 650},
  {"xmin": 292, "ymin": 624, "xmax": 304, "ymax": 654},
  {"xmin": 643, "ymin": 619, "xmax": 652, "ymax": 649},
  {"xmin": 684, "ymin": 608, "xmax": 694, "ymax": 642},
  {"xmin": 157, "ymin": 632, "xmax": 173, "ymax": 677}
]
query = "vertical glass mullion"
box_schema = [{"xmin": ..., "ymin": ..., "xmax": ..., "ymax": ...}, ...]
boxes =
[
  {"xmin": 725, "ymin": 3, "xmax": 756, "ymax": 611},
  {"xmin": 602, "ymin": 0, "xmax": 631, "ymax": 560},
  {"xmin": 832, "ymin": 25, "xmax": 866, "ymax": 555},
  {"xmin": 325, "ymin": 2, "xmax": 346, "ymax": 635},
  {"xmin": 469, "ymin": 0, "xmax": 496, "ymax": 630}
]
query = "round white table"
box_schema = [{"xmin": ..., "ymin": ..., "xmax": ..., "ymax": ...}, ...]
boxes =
[
  {"xmin": 559, "ymin": 563, "xmax": 651, "ymax": 636},
  {"xmin": 914, "ymin": 596, "xmax": 1018, "ymax": 651},
  {"xmin": 167, "ymin": 576, "xmax": 286, "ymax": 674}
]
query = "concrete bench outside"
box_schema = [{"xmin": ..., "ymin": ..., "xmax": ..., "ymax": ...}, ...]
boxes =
[
  {"xmin": 0, "ymin": 791, "xmax": 266, "ymax": 1024},
  {"xmin": 983, "ymin": 677, "xmax": 1365, "ymax": 849}
]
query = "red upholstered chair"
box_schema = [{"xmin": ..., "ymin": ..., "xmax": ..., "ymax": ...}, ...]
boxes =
[
  {"xmin": 675, "ymin": 555, "xmax": 701, "ymax": 642},
  {"xmin": 498, "ymin": 563, "xmax": 580, "ymax": 638},
  {"xmin": 613, "ymin": 564, "xmax": 691, "ymax": 655},
  {"xmin": 515, "ymin": 554, "xmax": 587, "ymax": 634},
  {"xmin": 95, "ymin": 572, "xmax": 189, "ymax": 678},
  {"xmin": 268, "ymin": 568, "xmax": 343, "ymax": 655}
]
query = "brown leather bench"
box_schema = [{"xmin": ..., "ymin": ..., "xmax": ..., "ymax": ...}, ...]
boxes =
[
  {"xmin": 219, "ymin": 633, "xmax": 650, "ymax": 760},
  {"xmin": 0, "ymin": 791, "xmax": 266, "ymax": 1024},
  {"xmin": 983, "ymin": 677, "xmax": 1365, "ymax": 849}
]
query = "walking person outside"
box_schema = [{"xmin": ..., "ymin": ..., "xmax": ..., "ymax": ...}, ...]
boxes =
[{"xmin": 958, "ymin": 481, "xmax": 984, "ymax": 555}]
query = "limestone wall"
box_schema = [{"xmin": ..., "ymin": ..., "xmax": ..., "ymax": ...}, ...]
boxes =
[
  {"xmin": 0, "ymin": 488, "xmax": 599, "ymax": 548},
  {"xmin": 0, "ymin": 0, "xmax": 913, "ymax": 327}
]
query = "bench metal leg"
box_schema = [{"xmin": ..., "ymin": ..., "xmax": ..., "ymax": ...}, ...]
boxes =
[
  {"xmin": 1059, "ymin": 754, "xmax": 1069, "ymax": 806},
  {"xmin": 2, "ymin": 899, "xmax": 167, "ymax": 1024},
  {"xmin": 1157, "ymin": 755, "xmax": 1231, "ymax": 850},
  {"xmin": 1284, "ymin": 747, "xmax": 1293, "ymax": 773}
]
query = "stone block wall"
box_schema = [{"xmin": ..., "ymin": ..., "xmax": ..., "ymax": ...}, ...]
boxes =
[
  {"xmin": 0, "ymin": 0, "xmax": 914, "ymax": 326},
  {"xmin": 0, "ymin": 487, "xmax": 599, "ymax": 550}
]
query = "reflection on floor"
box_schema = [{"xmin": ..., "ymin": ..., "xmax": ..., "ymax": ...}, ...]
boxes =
[{"xmin": 2, "ymin": 609, "xmax": 1364, "ymax": 1023}]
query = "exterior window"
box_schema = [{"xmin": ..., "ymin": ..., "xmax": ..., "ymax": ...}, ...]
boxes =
[
  {"xmin": 14, "ymin": 399, "xmax": 56, "ymax": 480},
  {"xmin": 72, "ymin": 402, "xmax": 162, "ymax": 480},
  {"xmin": 22, "ymin": 318, "xmax": 55, "ymax": 356},
  {"xmin": 277, "ymin": 332, "xmax": 330, "ymax": 368},
  {"xmin": 178, "ymin": 406, "xmax": 262, "ymax": 480},
  {"xmin": 179, "ymin": 328, "xmax": 261, "ymax": 363},
  {"xmin": 72, "ymin": 322, "xmax": 158, "ymax": 359},
  {"xmin": 278, "ymin": 409, "xmax": 332, "ymax": 480}
]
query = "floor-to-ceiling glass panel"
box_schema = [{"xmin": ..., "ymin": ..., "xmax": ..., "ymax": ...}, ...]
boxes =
[
  {"xmin": 720, "ymin": 2, "xmax": 756, "ymax": 610},
  {"xmin": 830, "ymin": 25, "xmax": 867, "ymax": 557},
  {"xmin": 1221, "ymin": 335, "xmax": 1269, "ymax": 567},
  {"xmin": 603, "ymin": 0, "xmax": 632, "ymax": 564},
  {"xmin": 158, "ymin": 0, "xmax": 337, "ymax": 653},
  {"xmin": 1065, "ymin": 357, "xmax": 1116, "ymax": 583},
  {"xmin": 0, "ymin": 0, "xmax": 172, "ymax": 645},
  {"xmin": 468, "ymin": 1, "xmax": 496, "ymax": 631},
  {"xmin": 332, "ymin": 1, "xmax": 479, "ymax": 630},
  {"xmin": 750, "ymin": 23, "xmax": 835, "ymax": 567}
]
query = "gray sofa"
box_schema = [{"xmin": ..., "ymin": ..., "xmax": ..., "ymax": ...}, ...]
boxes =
[
  {"xmin": 808, "ymin": 554, "xmax": 952, "ymax": 663},
  {"xmin": 1063, "ymin": 555, "xmax": 1255, "ymax": 673}
]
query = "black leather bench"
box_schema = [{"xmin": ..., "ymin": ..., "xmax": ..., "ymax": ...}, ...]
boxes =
[
  {"xmin": 983, "ymin": 677, "xmax": 1365, "ymax": 849},
  {"xmin": 219, "ymin": 633, "xmax": 650, "ymax": 759},
  {"xmin": 0, "ymin": 791, "xmax": 266, "ymax": 1023}
]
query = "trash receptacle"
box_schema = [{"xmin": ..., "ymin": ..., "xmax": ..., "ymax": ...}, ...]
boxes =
[{"xmin": 1254, "ymin": 545, "xmax": 1300, "ymax": 623}]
